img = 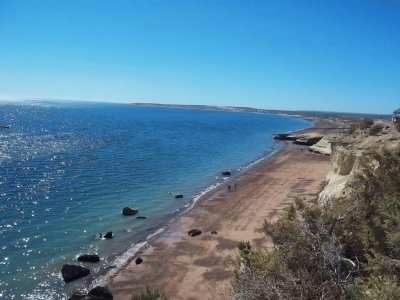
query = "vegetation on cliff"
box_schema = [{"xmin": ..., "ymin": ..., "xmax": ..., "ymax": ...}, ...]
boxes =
[
  {"xmin": 233, "ymin": 148, "xmax": 400, "ymax": 299},
  {"xmin": 131, "ymin": 288, "xmax": 168, "ymax": 300}
]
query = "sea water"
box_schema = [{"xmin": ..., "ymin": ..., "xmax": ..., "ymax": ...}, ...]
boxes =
[{"xmin": 0, "ymin": 101, "xmax": 311, "ymax": 299}]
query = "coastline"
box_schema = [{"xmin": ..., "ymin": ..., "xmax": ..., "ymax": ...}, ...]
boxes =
[
  {"xmin": 91, "ymin": 129, "xmax": 289, "ymax": 290},
  {"xmin": 105, "ymin": 118, "xmax": 333, "ymax": 299}
]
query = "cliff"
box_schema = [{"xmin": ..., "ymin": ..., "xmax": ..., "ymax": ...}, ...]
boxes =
[{"xmin": 319, "ymin": 120, "xmax": 400, "ymax": 205}]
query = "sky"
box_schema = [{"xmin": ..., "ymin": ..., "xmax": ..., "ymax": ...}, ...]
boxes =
[{"xmin": 0, "ymin": 0, "xmax": 399, "ymax": 114}]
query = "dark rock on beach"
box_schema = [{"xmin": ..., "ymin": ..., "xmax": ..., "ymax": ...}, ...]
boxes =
[
  {"xmin": 104, "ymin": 231, "xmax": 113, "ymax": 239},
  {"xmin": 188, "ymin": 229, "xmax": 202, "ymax": 237},
  {"xmin": 122, "ymin": 207, "xmax": 138, "ymax": 216},
  {"xmin": 136, "ymin": 216, "xmax": 147, "ymax": 219},
  {"xmin": 88, "ymin": 286, "xmax": 113, "ymax": 300},
  {"xmin": 211, "ymin": 231, "xmax": 218, "ymax": 235},
  {"xmin": 68, "ymin": 286, "xmax": 113, "ymax": 300},
  {"xmin": 135, "ymin": 257, "xmax": 143, "ymax": 265},
  {"xmin": 78, "ymin": 254, "xmax": 100, "ymax": 263},
  {"xmin": 222, "ymin": 171, "xmax": 231, "ymax": 176},
  {"xmin": 61, "ymin": 264, "xmax": 90, "ymax": 283}
]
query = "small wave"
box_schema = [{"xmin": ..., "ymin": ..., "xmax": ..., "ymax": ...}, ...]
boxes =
[
  {"xmin": 91, "ymin": 241, "xmax": 148, "ymax": 288},
  {"xmin": 146, "ymin": 228, "xmax": 165, "ymax": 241}
]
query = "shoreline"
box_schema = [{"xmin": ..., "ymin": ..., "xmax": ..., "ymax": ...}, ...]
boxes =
[
  {"xmin": 91, "ymin": 132, "xmax": 289, "ymax": 290},
  {"xmin": 104, "ymin": 118, "xmax": 333, "ymax": 299},
  {"xmin": 86, "ymin": 117, "xmax": 319, "ymax": 292}
]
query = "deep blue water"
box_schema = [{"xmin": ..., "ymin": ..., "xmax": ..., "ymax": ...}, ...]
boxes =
[{"xmin": 0, "ymin": 101, "xmax": 311, "ymax": 299}]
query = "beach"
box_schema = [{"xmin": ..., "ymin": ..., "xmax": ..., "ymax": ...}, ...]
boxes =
[{"xmin": 107, "ymin": 130, "xmax": 332, "ymax": 299}]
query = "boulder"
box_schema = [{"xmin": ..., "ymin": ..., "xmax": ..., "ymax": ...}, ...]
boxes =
[
  {"xmin": 88, "ymin": 286, "xmax": 113, "ymax": 300},
  {"xmin": 78, "ymin": 254, "xmax": 100, "ymax": 263},
  {"xmin": 136, "ymin": 216, "xmax": 147, "ymax": 220},
  {"xmin": 175, "ymin": 194, "xmax": 184, "ymax": 199},
  {"xmin": 61, "ymin": 264, "xmax": 90, "ymax": 283},
  {"xmin": 122, "ymin": 207, "xmax": 138, "ymax": 216},
  {"xmin": 135, "ymin": 257, "xmax": 143, "ymax": 265},
  {"xmin": 104, "ymin": 231, "xmax": 113, "ymax": 239},
  {"xmin": 211, "ymin": 231, "xmax": 218, "ymax": 235},
  {"xmin": 222, "ymin": 171, "xmax": 231, "ymax": 176},
  {"xmin": 188, "ymin": 229, "xmax": 202, "ymax": 237}
]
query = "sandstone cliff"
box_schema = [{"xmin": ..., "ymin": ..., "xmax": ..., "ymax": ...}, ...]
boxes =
[{"xmin": 318, "ymin": 121, "xmax": 399, "ymax": 205}]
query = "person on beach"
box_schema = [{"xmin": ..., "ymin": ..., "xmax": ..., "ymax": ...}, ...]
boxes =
[
  {"xmin": 228, "ymin": 185, "xmax": 231, "ymax": 191},
  {"xmin": 234, "ymin": 183, "xmax": 237, "ymax": 189}
]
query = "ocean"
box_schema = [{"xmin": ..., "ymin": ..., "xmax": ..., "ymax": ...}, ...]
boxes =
[{"xmin": 0, "ymin": 101, "xmax": 311, "ymax": 299}]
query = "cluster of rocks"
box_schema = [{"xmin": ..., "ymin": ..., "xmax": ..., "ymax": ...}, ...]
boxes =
[
  {"xmin": 62, "ymin": 206, "xmax": 147, "ymax": 298},
  {"xmin": 68, "ymin": 286, "xmax": 113, "ymax": 300}
]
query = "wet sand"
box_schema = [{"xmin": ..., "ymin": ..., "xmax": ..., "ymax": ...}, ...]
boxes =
[{"xmin": 107, "ymin": 140, "xmax": 331, "ymax": 299}]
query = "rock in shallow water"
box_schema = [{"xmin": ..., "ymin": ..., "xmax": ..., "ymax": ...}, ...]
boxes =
[
  {"xmin": 222, "ymin": 171, "xmax": 231, "ymax": 176},
  {"xmin": 122, "ymin": 207, "xmax": 138, "ymax": 216},
  {"xmin": 61, "ymin": 264, "xmax": 90, "ymax": 283},
  {"xmin": 103, "ymin": 231, "xmax": 113, "ymax": 239},
  {"xmin": 188, "ymin": 229, "xmax": 202, "ymax": 237},
  {"xmin": 78, "ymin": 254, "xmax": 100, "ymax": 263},
  {"xmin": 175, "ymin": 194, "xmax": 184, "ymax": 199},
  {"xmin": 136, "ymin": 216, "xmax": 147, "ymax": 219},
  {"xmin": 68, "ymin": 286, "xmax": 113, "ymax": 300}
]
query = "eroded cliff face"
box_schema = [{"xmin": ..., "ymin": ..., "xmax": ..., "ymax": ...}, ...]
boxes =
[
  {"xmin": 318, "ymin": 122, "xmax": 400, "ymax": 205},
  {"xmin": 319, "ymin": 144, "xmax": 359, "ymax": 205}
]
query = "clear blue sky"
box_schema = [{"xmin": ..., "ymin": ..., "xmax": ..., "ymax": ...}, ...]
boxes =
[{"xmin": 0, "ymin": 0, "xmax": 399, "ymax": 113}]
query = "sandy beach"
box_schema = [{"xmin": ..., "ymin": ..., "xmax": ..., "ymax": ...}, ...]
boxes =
[{"xmin": 107, "ymin": 129, "xmax": 332, "ymax": 299}]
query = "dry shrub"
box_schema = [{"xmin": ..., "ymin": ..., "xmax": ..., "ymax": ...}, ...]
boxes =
[
  {"xmin": 369, "ymin": 124, "xmax": 384, "ymax": 136},
  {"xmin": 233, "ymin": 148, "xmax": 400, "ymax": 300}
]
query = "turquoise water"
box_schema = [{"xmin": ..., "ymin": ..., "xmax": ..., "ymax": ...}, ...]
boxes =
[{"xmin": 0, "ymin": 101, "xmax": 311, "ymax": 299}]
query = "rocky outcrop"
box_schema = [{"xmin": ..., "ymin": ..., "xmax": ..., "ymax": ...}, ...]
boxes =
[
  {"xmin": 294, "ymin": 136, "xmax": 323, "ymax": 146},
  {"xmin": 273, "ymin": 133, "xmax": 297, "ymax": 141},
  {"xmin": 122, "ymin": 207, "xmax": 138, "ymax": 216},
  {"xmin": 78, "ymin": 254, "xmax": 100, "ymax": 263},
  {"xmin": 319, "ymin": 143, "xmax": 361, "ymax": 205},
  {"xmin": 309, "ymin": 137, "xmax": 332, "ymax": 156},
  {"xmin": 318, "ymin": 125, "xmax": 400, "ymax": 205},
  {"xmin": 61, "ymin": 264, "xmax": 90, "ymax": 282}
]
